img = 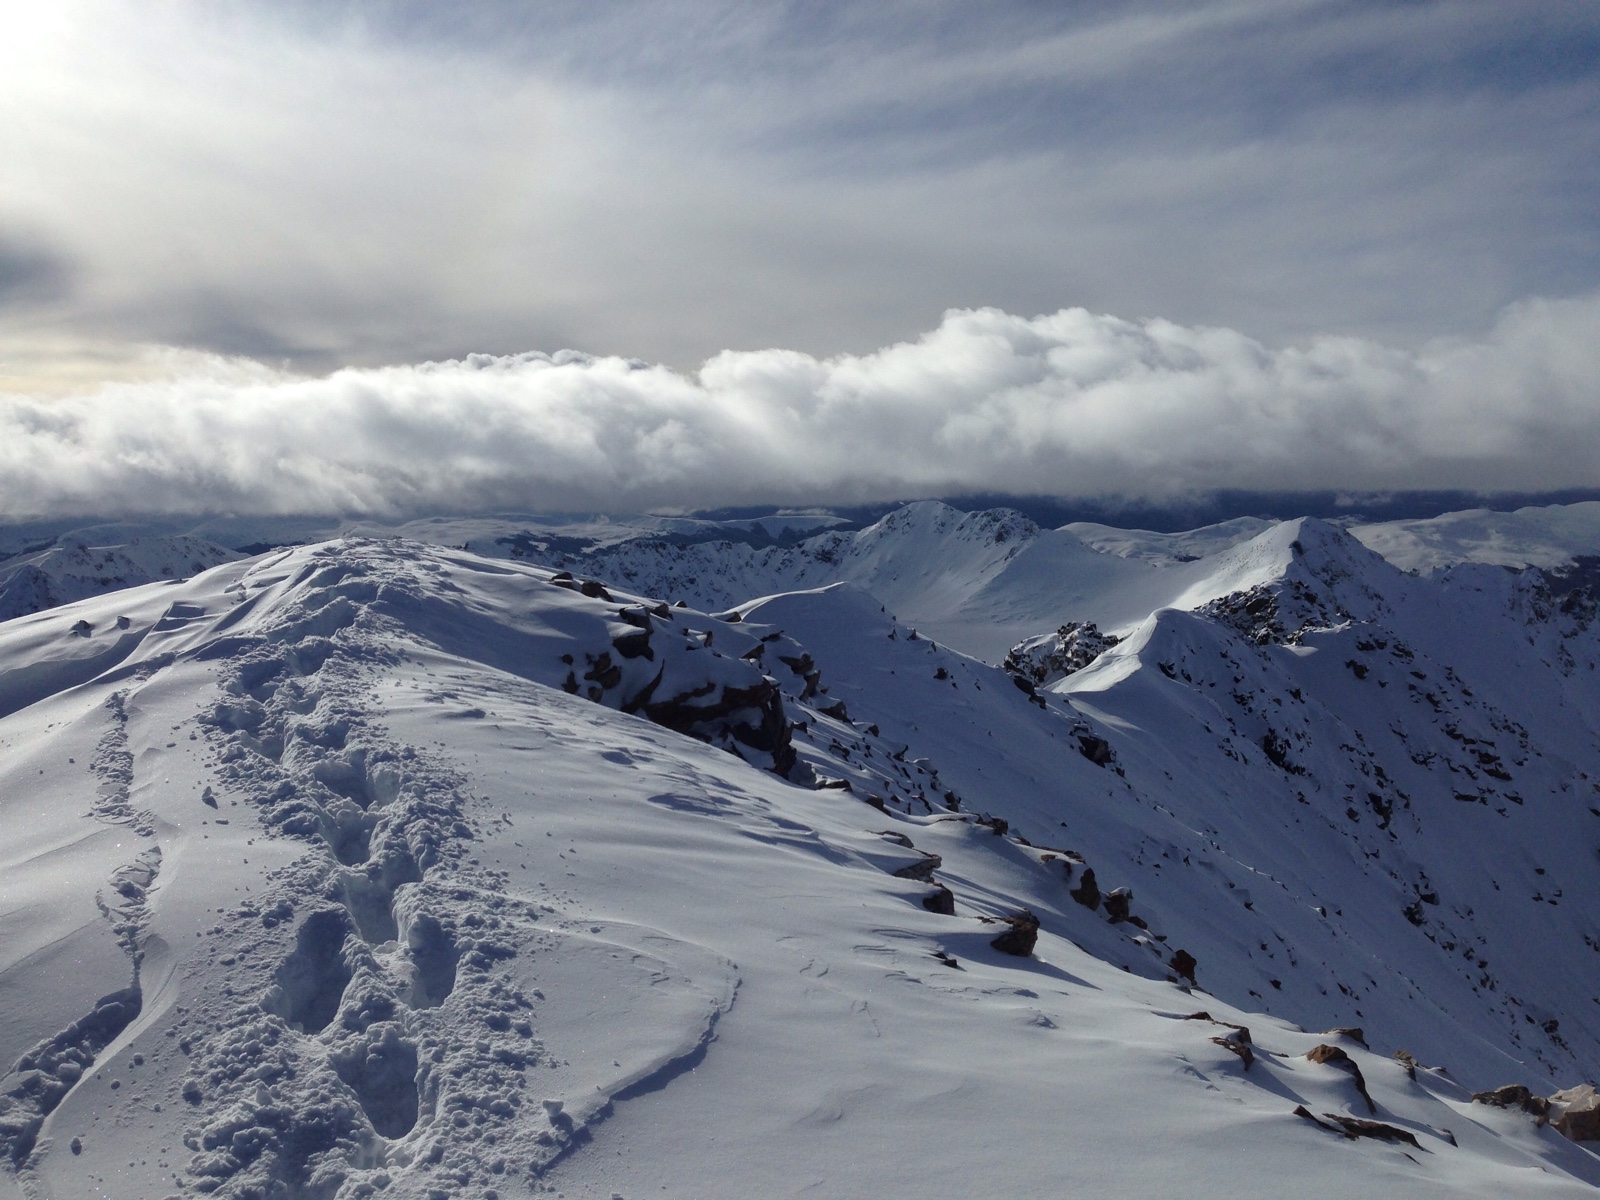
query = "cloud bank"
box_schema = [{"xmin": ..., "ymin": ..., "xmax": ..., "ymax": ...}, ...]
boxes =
[{"xmin": 3, "ymin": 296, "xmax": 1598, "ymax": 518}]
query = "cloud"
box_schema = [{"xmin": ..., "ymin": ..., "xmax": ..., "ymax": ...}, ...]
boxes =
[
  {"xmin": 0, "ymin": 1, "xmax": 1596, "ymax": 376},
  {"xmin": 3, "ymin": 295, "xmax": 1597, "ymax": 518},
  {"xmin": 0, "ymin": 229, "xmax": 74, "ymax": 310}
]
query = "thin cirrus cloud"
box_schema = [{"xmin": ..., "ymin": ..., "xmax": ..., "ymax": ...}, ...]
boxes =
[{"xmin": 2, "ymin": 295, "xmax": 1597, "ymax": 519}]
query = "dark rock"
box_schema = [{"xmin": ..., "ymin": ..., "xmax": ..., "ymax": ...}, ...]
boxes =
[
  {"xmin": 579, "ymin": 579, "xmax": 612, "ymax": 600},
  {"xmin": 1069, "ymin": 867, "xmax": 1101, "ymax": 911},
  {"xmin": 1103, "ymin": 887, "xmax": 1132, "ymax": 923},
  {"xmin": 891, "ymin": 852, "xmax": 943, "ymax": 882},
  {"xmin": 921, "ymin": 884, "xmax": 956, "ymax": 915},
  {"xmin": 1472, "ymin": 1084, "xmax": 1550, "ymax": 1124},
  {"xmin": 642, "ymin": 677, "xmax": 798, "ymax": 778},
  {"xmin": 1003, "ymin": 621, "xmax": 1121, "ymax": 687},
  {"xmin": 1168, "ymin": 949, "xmax": 1198, "ymax": 983},
  {"xmin": 612, "ymin": 629, "xmax": 653, "ymax": 660},
  {"xmin": 1295, "ymin": 1107, "xmax": 1421, "ymax": 1147},
  {"xmin": 583, "ymin": 652, "xmax": 622, "ymax": 691},
  {"xmin": 1212, "ymin": 1033, "xmax": 1254, "ymax": 1070},
  {"xmin": 990, "ymin": 910, "xmax": 1040, "ymax": 957},
  {"xmin": 1076, "ymin": 734, "xmax": 1113, "ymax": 766}
]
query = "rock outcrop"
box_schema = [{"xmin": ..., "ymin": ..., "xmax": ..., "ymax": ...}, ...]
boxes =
[
  {"xmin": 990, "ymin": 910, "xmax": 1040, "ymax": 957},
  {"xmin": 1306, "ymin": 1043, "xmax": 1376, "ymax": 1114}
]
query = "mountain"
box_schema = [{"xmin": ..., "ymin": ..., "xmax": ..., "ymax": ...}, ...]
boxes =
[
  {"xmin": 0, "ymin": 509, "xmax": 1599, "ymax": 1196},
  {"xmin": 0, "ymin": 536, "xmax": 241, "ymax": 622}
]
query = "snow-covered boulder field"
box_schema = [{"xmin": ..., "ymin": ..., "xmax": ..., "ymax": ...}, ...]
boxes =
[{"xmin": 1, "ymin": 504, "xmax": 1600, "ymax": 1197}]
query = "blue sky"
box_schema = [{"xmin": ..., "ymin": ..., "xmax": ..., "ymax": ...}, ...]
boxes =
[{"xmin": 0, "ymin": 1, "xmax": 1597, "ymax": 512}]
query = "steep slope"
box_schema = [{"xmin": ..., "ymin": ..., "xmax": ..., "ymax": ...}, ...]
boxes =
[
  {"xmin": 0, "ymin": 539, "xmax": 1596, "ymax": 1199},
  {"xmin": 1046, "ymin": 518, "xmax": 1600, "ymax": 1084}
]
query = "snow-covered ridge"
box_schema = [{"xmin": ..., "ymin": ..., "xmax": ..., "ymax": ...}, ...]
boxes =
[
  {"xmin": 5, "ymin": 502, "xmax": 1600, "ymax": 1195},
  {"xmin": 0, "ymin": 530, "xmax": 1599, "ymax": 1196}
]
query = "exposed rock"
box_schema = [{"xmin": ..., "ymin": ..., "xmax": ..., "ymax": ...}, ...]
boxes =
[
  {"xmin": 1212, "ymin": 1034, "xmax": 1253, "ymax": 1069},
  {"xmin": 1103, "ymin": 887, "xmax": 1132, "ymax": 923},
  {"xmin": 990, "ymin": 910, "xmax": 1039, "ymax": 957},
  {"xmin": 612, "ymin": 629, "xmax": 653, "ymax": 660},
  {"xmin": 1471, "ymin": 1084, "xmax": 1550, "ymax": 1124},
  {"xmin": 1168, "ymin": 949, "xmax": 1198, "ymax": 984},
  {"xmin": 1324, "ymin": 1027, "xmax": 1368, "ymax": 1048},
  {"xmin": 890, "ymin": 851, "xmax": 943, "ymax": 882},
  {"xmin": 1003, "ymin": 621, "xmax": 1121, "ymax": 688},
  {"xmin": 1306, "ymin": 1044, "xmax": 1376, "ymax": 1114},
  {"xmin": 1076, "ymin": 734, "xmax": 1114, "ymax": 767},
  {"xmin": 921, "ymin": 884, "xmax": 956, "ymax": 915},
  {"xmin": 1069, "ymin": 867, "xmax": 1101, "ymax": 911},
  {"xmin": 1294, "ymin": 1107, "xmax": 1421, "ymax": 1148},
  {"xmin": 1550, "ymin": 1085, "xmax": 1600, "ymax": 1141}
]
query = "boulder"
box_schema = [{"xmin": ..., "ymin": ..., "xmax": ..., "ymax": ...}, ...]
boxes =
[
  {"xmin": 1069, "ymin": 867, "xmax": 1101, "ymax": 911},
  {"xmin": 921, "ymin": 884, "xmax": 956, "ymax": 916},
  {"xmin": 1168, "ymin": 949, "xmax": 1198, "ymax": 984},
  {"xmin": 1550, "ymin": 1085, "xmax": 1600, "ymax": 1142},
  {"xmin": 1103, "ymin": 887, "xmax": 1132, "ymax": 923},
  {"xmin": 1076, "ymin": 734, "xmax": 1113, "ymax": 766},
  {"xmin": 990, "ymin": 910, "xmax": 1039, "ymax": 957}
]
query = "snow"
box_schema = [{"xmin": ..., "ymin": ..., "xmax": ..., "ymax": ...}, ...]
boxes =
[
  {"xmin": 0, "ymin": 505, "xmax": 1598, "ymax": 1196},
  {"xmin": 1352, "ymin": 502, "xmax": 1600, "ymax": 575}
]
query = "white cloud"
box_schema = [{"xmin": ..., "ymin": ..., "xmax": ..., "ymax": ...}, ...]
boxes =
[{"xmin": 3, "ymin": 296, "xmax": 1597, "ymax": 517}]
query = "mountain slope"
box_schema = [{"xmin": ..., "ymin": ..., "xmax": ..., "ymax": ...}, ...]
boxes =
[{"xmin": 0, "ymin": 536, "xmax": 1597, "ymax": 1198}]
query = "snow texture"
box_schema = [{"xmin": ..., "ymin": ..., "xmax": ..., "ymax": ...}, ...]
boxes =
[{"xmin": 0, "ymin": 503, "xmax": 1598, "ymax": 1196}]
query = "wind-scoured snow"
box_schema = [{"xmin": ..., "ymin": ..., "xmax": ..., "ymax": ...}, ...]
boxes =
[{"xmin": 0, "ymin": 506, "xmax": 1599, "ymax": 1196}]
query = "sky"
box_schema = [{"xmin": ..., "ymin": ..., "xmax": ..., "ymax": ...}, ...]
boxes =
[{"xmin": 1, "ymin": 0, "xmax": 1598, "ymax": 516}]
